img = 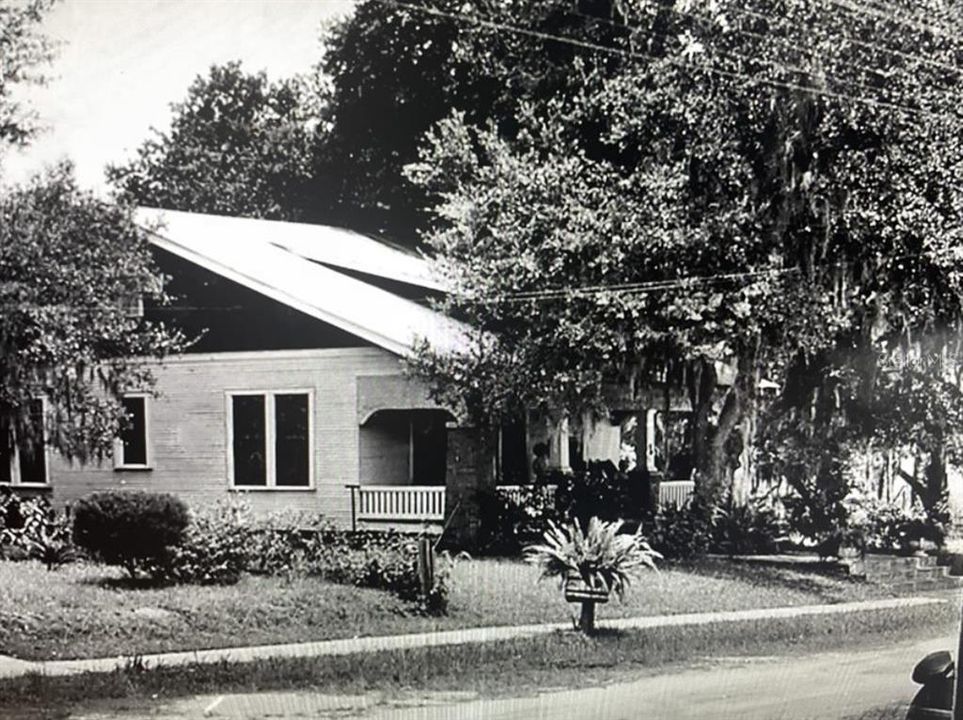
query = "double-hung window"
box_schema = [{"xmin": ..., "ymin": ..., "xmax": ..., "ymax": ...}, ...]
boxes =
[
  {"xmin": 228, "ymin": 391, "xmax": 312, "ymax": 489},
  {"xmin": 0, "ymin": 399, "xmax": 48, "ymax": 486},
  {"xmin": 114, "ymin": 395, "xmax": 151, "ymax": 469}
]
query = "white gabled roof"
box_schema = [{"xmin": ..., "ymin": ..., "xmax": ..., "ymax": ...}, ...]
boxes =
[
  {"xmin": 134, "ymin": 207, "xmax": 470, "ymax": 358},
  {"xmin": 135, "ymin": 207, "xmax": 445, "ymax": 291}
]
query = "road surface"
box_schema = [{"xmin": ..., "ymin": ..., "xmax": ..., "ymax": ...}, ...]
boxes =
[{"xmin": 66, "ymin": 634, "xmax": 953, "ymax": 720}]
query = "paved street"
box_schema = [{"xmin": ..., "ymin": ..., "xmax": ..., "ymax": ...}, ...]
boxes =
[{"xmin": 62, "ymin": 633, "xmax": 953, "ymax": 720}]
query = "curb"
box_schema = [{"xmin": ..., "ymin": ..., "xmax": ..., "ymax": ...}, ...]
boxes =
[{"xmin": 0, "ymin": 596, "xmax": 946, "ymax": 680}]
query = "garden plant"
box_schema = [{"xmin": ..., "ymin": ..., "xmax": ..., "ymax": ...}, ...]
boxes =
[{"xmin": 525, "ymin": 516, "xmax": 661, "ymax": 634}]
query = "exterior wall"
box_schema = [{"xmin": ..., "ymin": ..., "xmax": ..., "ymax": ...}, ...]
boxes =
[{"xmin": 48, "ymin": 347, "xmax": 426, "ymax": 527}]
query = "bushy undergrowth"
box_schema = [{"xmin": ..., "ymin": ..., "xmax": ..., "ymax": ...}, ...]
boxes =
[
  {"xmin": 843, "ymin": 490, "xmax": 947, "ymax": 555},
  {"xmin": 645, "ymin": 499, "xmax": 716, "ymax": 561},
  {"xmin": 0, "ymin": 493, "xmax": 75, "ymax": 569},
  {"xmin": 709, "ymin": 497, "xmax": 790, "ymax": 556},
  {"xmin": 156, "ymin": 501, "xmax": 448, "ymax": 613},
  {"xmin": 162, "ymin": 501, "xmax": 253, "ymax": 584}
]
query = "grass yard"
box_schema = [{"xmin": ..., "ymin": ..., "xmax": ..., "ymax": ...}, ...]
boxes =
[
  {"xmin": 0, "ymin": 556, "xmax": 902, "ymax": 661},
  {"xmin": 2, "ymin": 600, "xmax": 955, "ymax": 718}
]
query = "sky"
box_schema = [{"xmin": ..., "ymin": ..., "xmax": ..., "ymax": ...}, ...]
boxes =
[{"xmin": 2, "ymin": 0, "xmax": 356, "ymax": 194}]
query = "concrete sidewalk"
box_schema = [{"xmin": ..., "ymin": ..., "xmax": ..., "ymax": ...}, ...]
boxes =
[{"xmin": 0, "ymin": 596, "xmax": 946, "ymax": 681}]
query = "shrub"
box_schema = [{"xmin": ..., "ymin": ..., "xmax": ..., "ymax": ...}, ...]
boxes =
[
  {"xmin": 710, "ymin": 497, "xmax": 789, "ymax": 556},
  {"xmin": 478, "ymin": 463, "xmax": 651, "ymax": 556},
  {"xmin": 0, "ymin": 495, "xmax": 75, "ymax": 569},
  {"xmin": 72, "ymin": 491, "xmax": 189, "ymax": 578},
  {"xmin": 477, "ymin": 485, "xmax": 561, "ymax": 556},
  {"xmin": 842, "ymin": 490, "xmax": 947, "ymax": 556},
  {"xmin": 645, "ymin": 498, "xmax": 715, "ymax": 561},
  {"xmin": 554, "ymin": 462, "xmax": 645, "ymax": 525},
  {"xmin": 246, "ymin": 509, "xmax": 329, "ymax": 576},
  {"xmin": 313, "ymin": 530, "xmax": 424, "ymax": 602},
  {"xmin": 163, "ymin": 500, "xmax": 254, "ymax": 584},
  {"xmin": 0, "ymin": 488, "xmax": 25, "ymax": 533},
  {"xmin": 242, "ymin": 512, "xmax": 442, "ymax": 611}
]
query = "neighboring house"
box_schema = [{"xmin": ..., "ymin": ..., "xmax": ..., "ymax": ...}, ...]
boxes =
[{"xmin": 1, "ymin": 208, "xmax": 702, "ymax": 536}]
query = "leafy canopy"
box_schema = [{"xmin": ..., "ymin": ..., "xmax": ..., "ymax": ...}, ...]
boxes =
[
  {"xmin": 0, "ymin": 165, "xmax": 184, "ymax": 461},
  {"xmin": 406, "ymin": 0, "xmax": 963, "ymax": 503},
  {"xmin": 108, "ymin": 62, "xmax": 318, "ymax": 221},
  {"xmin": 0, "ymin": 0, "xmax": 57, "ymax": 153}
]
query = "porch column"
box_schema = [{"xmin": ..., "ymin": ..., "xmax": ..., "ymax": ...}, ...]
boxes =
[{"xmin": 550, "ymin": 416, "xmax": 570, "ymax": 471}]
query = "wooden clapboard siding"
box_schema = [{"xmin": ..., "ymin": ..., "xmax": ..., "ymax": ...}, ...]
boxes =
[{"xmin": 47, "ymin": 347, "xmax": 433, "ymax": 527}]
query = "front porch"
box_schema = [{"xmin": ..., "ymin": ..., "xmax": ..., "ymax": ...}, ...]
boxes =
[
  {"xmin": 345, "ymin": 480, "xmax": 696, "ymax": 529},
  {"xmin": 352, "ymin": 396, "xmax": 698, "ymax": 532}
]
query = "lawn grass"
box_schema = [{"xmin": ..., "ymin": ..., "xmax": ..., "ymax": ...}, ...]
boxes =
[
  {"xmin": 0, "ymin": 555, "xmax": 900, "ymax": 661},
  {"xmin": 1, "ymin": 599, "xmax": 954, "ymax": 718}
]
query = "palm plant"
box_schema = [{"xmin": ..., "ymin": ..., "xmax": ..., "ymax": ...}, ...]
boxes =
[{"xmin": 524, "ymin": 516, "xmax": 661, "ymax": 634}]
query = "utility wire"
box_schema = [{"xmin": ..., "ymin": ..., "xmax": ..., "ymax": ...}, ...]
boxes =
[
  {"xmin": 679, "ymin": 0, "xmax": 963, "ymax": 79},
  {"xmin": 372, "ymin": 0, "xmax": 959, "ymax": 125},
  {"xmin": 566, "ymin": 7, "xmax": 950, "ymax": 121},
  {"xmin": 452, "ymin": 246, "xmax": 962, "ymax": 304},
  {"xmin": 823, "ymin": 0, "xmax": 963, "ymax": 46}
]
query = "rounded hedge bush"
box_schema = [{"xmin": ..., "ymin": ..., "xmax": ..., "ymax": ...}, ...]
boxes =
[{"xmin": 72, "ymin": 491, "xmax": 189, "ymax": 578}]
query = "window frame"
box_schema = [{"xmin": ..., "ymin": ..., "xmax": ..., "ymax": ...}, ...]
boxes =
[
  {"xmin": 225, "ymin": 389, "xmax": 315, "ymax": 491},
  {"xmin": 1, "ymin": 398, "xmax": 50, "ymax": 488},
  {"xmin": 113, "ymin": 393, "xmax": 153, "ymax": 470}
]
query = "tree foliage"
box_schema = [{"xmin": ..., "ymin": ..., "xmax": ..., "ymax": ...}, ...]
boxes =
[
  {"xmin": 311, "ymin": 0, "xmax": 628, "ymax": 241},
  {"xmin": 0, "ymin": 0, "xmax": 57, "ymax": 153},
  {"xmin": 406, "ymin": 0, "xmax": 963, "ymax": 506},
  {"xmin": 0, "ymin": 165, "xmax": 183, "ymax": 461},
  {"xmin": 108, "ymin": 62, "xmax": 317, "ymax": 220}
]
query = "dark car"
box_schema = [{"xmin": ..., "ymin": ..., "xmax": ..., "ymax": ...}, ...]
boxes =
[{"xmin": 907, "ymin": 650, "xmax": 954, "ymax": 720}]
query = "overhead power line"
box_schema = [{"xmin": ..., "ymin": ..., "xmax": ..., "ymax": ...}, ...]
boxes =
[
  {"xmin": 823, "ymin": 0, "xmax": 963, "ymax": 46},
  {"xmin": 566, "ymin": 7, "xmax": 954, "ymax": 121},
  {"xmin": 710, "ymin": 1, "xmax": 963, "ymax": 79},
  {"xmin": 371, "ymin": 0, "xmax": 959, "ymax": 125},
  {"xmin": 452, "ymin": 246, "xmax": 962, "ymax": 304}
]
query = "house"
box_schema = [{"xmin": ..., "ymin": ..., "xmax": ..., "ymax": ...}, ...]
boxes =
[{"xmin": 2, "ymin": 209, "xmax": 699, "ymax": 541}]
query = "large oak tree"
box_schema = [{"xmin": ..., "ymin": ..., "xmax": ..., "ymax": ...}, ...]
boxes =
[{"xmin": 406, "ymin": 0, "xmax": 963, "ymax": 510}]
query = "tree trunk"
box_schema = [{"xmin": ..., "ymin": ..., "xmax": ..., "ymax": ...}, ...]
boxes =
[
  {"xmin": 691, "ymin": 354, "xmax": 754, "ymax": 508},
  {"xmin": 579, "ymin": 601, "xmax": 596, "ymax": 635},
  {"xmin": 924, "ymin": 446, "xmax": 947, "ymax": 515}
]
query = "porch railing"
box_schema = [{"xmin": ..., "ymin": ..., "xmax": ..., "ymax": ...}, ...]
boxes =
[
  {"xmin": 658, "ymin": 480, "xmax": 695, "ymax": 508},
  {"xmin": 496, "ymin": 484, "xmax": 557, "ymax": 506},
  {"xmin": 347, "ymin": 479, "xmax": 697, "ymax": 529},
  {"xmin": 347, "ymin": 484, "xmax": 446, "ymax": 525}
]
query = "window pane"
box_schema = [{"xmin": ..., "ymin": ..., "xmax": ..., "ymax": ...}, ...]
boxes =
[
  {"xmin": 232, "ymin": 395, "xmax": 266, "ymax": 486},
  {"xmin": 120, "ymin": 397, "xmax": 147, "ymax": 466},
  {"xmin": 17, "ymin": 400, "xmax": 46, "ymax": 484},
  {"xmin": 275, "ymin": 394, "xmax": 309, "ymax": 487},
  {"xmin": 0, "ymin": 453, "xmax": 10, "ymax": 483}
]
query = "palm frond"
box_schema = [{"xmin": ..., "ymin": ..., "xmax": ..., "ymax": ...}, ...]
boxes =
[{"xmin": 523, "ymin": 516, "xmax": 661, "ymax": 601}]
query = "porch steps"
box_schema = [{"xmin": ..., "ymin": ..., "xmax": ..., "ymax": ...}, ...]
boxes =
[{"xmin": 847, "ymin": 553, "xmax": 963, "ymax": 593}]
